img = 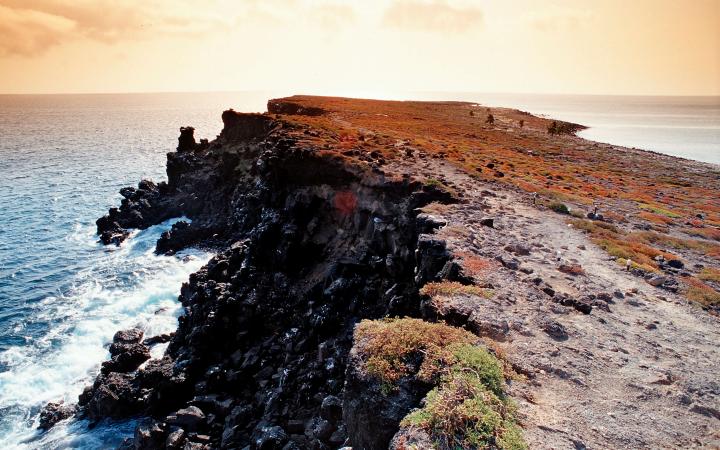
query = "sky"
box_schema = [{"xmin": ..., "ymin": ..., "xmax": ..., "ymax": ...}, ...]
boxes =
[{"xmin": 0, "ymin": 0, "xmax": 718, "ymax": 96}]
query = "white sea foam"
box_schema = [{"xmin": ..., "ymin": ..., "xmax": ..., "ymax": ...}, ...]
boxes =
[{"xmin": 0, "ymin": 218, "xmax": 211, "ymax": 449}]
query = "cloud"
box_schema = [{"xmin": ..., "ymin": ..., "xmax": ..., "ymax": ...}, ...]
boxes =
[
  {"xmin": 0, "ymin": 0, "xmax": 359, "ymax": 57},
  {"xmin": 0, "ymin": 5, "xmax": 74, "ymax": 55},
  {"xmin": 0, "ymin": 0, "xmax": 237, "ymax": 56},
  {"xmin": 382, "ymin": 0, "xmax": 483, "ymax": 33}
]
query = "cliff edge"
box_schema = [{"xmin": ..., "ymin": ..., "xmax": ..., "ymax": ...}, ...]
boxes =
[{"xmin": 45, "ymin": 96, "xmax": 719, "ymax": 449}]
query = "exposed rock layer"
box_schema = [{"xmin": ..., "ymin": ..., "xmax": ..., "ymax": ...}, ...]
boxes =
[
  {"xmin": 63, "ymin": 96, "xmax": 720, "ymax": 450},
  {"xmin": 86, "ymin": 105, "xmax": 464, "ymax": 449}
]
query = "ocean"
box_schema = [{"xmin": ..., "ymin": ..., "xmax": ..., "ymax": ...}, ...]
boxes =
[
  {"xmin": 0, "ymin": 91, "xmax": 717, "ymax": 448},
  {"xmin": 464, "ymin": 93, "xmax": 720, "ymax": 165}
]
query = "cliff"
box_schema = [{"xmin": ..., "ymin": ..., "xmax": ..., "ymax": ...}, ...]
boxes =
[{"xmin": 44, "ymin": 96, "xmax": 720, "ymax": 449}]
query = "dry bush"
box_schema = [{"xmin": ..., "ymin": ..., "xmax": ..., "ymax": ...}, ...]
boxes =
[
  {"xmin": 683, "ymin": 277, "xmax": 720, "ymax": 307},
  {"xmin": 420, "ymin": 281, "xmax": 492, "ymax": 299},
  {"xmin": 354, "ymin": 318, "xmax": 526, "ymax": 450},
  {"xmin": 685, "ymin": 227, "xmax": 720, "ymax": 242},
  {"xmin": 441, "ymin": 224, "xmax": 471, "ymax": 239},
  {"xmin": 420, "ymin": 201, "xmax": 451, "ymax": 215},
  {"xmin": 455, "ymin": 251, "xmax": 494, "ymax": 278},
  {"xmin": 698, "ymin": 267, "xmax": 720, "ymax": 283},
  {"xmin": 354, "ymin": 318, "xmax": 477, "ymax": 384},
  {"xmin": 639, "ymin": 211, "xmax": 674, "ymax": 226}
]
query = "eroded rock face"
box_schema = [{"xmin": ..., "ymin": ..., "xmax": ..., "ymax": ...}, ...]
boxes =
[
  {"xmin": 81, "ymin": 108, "xmax": 460, "ymax": 448},
  {"xmin": 343, "ymin": 346, "xmax": 428, "ymax": 450}
]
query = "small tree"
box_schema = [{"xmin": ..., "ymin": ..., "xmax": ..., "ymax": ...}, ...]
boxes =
[{"xmin": 485, "ymin": 114, "xmax": 494, "ymax": 124}]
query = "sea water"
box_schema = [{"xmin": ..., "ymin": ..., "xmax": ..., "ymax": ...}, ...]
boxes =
[
  {"xmin": 0, "ymin": 92, "xmax": 281, "ymax": 448},
  {"xmin": 0, "ymin": 91, "xmax": 717, "ymax": 448}
]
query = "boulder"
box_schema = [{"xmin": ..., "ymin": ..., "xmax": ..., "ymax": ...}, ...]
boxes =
[
  {"xmin": 504, "ymin": 243, "xmax": 531, "ymax": 256},
  {"xmin": 81, "ymin": 372, "xmax": 143, "ymax": 421},
  {"xmin": 542, "ymin": 320, "xmax": 569, "ymax": 341},
  {"xmin": 102, "ymin": 343, "xmax": 150, "ymax": 374},
  {"xmin": 111, "ymin": 328, "xmax": 143, "ymax": 347},
  {"xmin": 167, "ymin": 406, "xmax": 206, "ymax": 431},
  {"xmin": 480, "ymin": 217, "xmax": 494, "ymax": 228},
  {"xmin": 320, "ymin": 395, "xmax": 343, "ymax": 424},
  {"xmin": 165, "ymin": 428, "xmax": 186, "ymax": 449},
  {"xmin": 103, "ymin": 328, "xmax": 150, "ymax": 374},
  {"xmin": 469, "ymin": 315, "xmax": 510, "ymax": 341},
  {"xmin": 647, "ymin": 275, "xmax": 666, "ymax": 287},
  {"xmin": 38, "ymin": 400, "xmax": 76, "ymax": 430},
  {"xmin": 133, "ymin": 420, "xmax": 167, "ymax": 450}
]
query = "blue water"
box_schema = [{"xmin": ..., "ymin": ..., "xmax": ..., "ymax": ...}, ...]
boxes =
[
  {"xmin": 0, "ymin": 92, "xmax": 717, "ymax": 448},
  {"xmin": 0, "ymin": 92, "xmax": 281, "ymax": 448}
]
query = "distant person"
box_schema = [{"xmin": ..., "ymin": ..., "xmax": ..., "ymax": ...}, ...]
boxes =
[{"xmin": 486, "ymin": 114, "xmax": 494, "ymax": 125}]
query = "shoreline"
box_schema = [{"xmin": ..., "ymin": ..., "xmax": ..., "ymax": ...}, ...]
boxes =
[
  {"xmin": 30, "ymin": 96, "xmax": 720, "ymax": 448},
  {"xmin": 2, "ymin": 91, "xmax": 717, "ymax": 165}
]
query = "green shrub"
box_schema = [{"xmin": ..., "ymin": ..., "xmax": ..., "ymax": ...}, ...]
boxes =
[
  {"xmin": 549, "ymin": 202, "xmax": 570, "ymax": 215},
  {"xmin": 401, "ymin": 343, "xmax": 526, "ymax": 450},
  {"xmin": 355, "ymin": 318, "xmax": 526, "ymax": 450}
]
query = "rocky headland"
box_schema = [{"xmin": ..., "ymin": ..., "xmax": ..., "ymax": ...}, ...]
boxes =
[{"xmin": 43, "ymin": 96, "xmax": 720, "ymax": 449}]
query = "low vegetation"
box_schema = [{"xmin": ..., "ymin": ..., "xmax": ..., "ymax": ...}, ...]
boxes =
[
  {"xmin": 548, "ymin": 202, "xmax": 570, "ymax": 215},
  {"xmin": 278, "ymin": 96, "xmax": 720, "ymax": 307},
  {"xmin": 685, "ymin": 227, "xmax": 720, "ymax": 242},
  {"xmin": 455, "ymin": 251, "xmax": 495, "ymax": 279},
  {"xmin": 420, "ymin": 281, "xmax": 493, "ymax": 299},
  {"xmin": 355, "ymin": 319, "xmax": 527, "ymax": 450},
  {"xmin": 683, "ymin": 276, "xmax": 720, "ymax": 307},
  {"xmin": 639, "ymin": 203, "xmax": 682, "ymax": 218},
  {"xmin": 698, "ymin": 267, "xmax": 720, "ymax": 283},
  {"xmin": 569, "ymin": 219, "xmax": 681, "ymax": 272},
  {"xmin": 424, "ymin": 178, "xmax": 458, "ymax": 197}
]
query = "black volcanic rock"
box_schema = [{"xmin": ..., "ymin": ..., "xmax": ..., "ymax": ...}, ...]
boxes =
[
  {"xmin": 178, "ymin": 126, "xmax": 197, "ymax": 152},
  {"xmin": 38, "ymin": 401, "xmax": 76, "ymax": 430},
  {"xmin": 343, "ymin": 345, "xmax": 427, "ymax": 450},
  {"xmin": 80, "ymin": 372, "xmax": 143, "ymax": 421},
  {"xmin": 101, "ymin": 343, "xmax": 150, "ymax": 374},
  {"xmin": 84, "ymin": 106, "xmax": 461, "ymax": 448},
  {"xmin": 267, "ymin": 99, "xmax": 325, "ymax": 116}
]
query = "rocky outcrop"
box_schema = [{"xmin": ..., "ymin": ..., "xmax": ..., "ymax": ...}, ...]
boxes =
[
  {"xmin": 38, "ymin": 401, "xmax": 76, "ymax": 430},
  {"xmin": 76, "ymin": 107, "xmax": 467, "ymax": 448},
  {"xmin": 267, "ymin": 99, "xmax": 325, "ymax": 117},
  {"xmin": 343, "ymin": 346, "xmax": 428, "ymax": 450},
  {"xmin": 101, "ymin": 328, "xmax": 151, "ymax": 374}
]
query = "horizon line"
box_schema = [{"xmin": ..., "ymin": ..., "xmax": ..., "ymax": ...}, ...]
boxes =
[{"xmin": 0, "ymin": 89, "xmax": 718, "ymax": 99}]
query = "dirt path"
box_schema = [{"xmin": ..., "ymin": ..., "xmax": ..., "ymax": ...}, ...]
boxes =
[{"xmin": 399, "ymin": 158, "xmax": 720, "ymax": 449}]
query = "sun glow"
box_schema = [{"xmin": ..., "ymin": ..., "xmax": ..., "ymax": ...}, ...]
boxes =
[{"xmin": 0, "ymin": 0, "xmax": 718, "ymax": 95}]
